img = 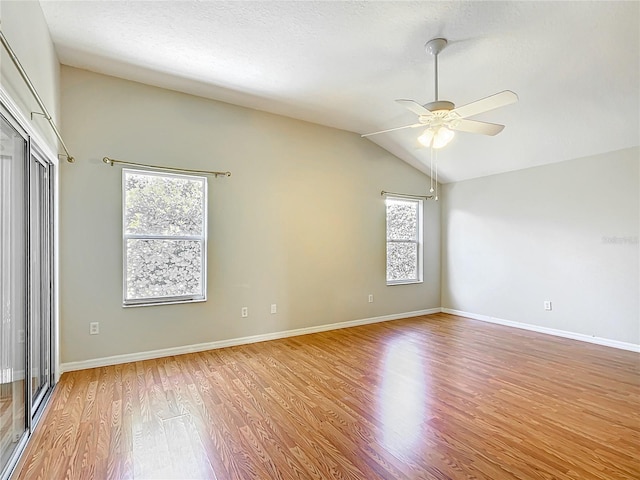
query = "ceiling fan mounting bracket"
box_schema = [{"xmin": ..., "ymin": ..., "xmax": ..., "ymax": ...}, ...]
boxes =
[{"xmin": 425, "ymin": 38, "xmax": 447, "ymax": 57}]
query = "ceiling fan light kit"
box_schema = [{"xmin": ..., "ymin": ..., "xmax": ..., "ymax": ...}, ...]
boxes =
[
  {"xmin": 418, "ymin": 126, "xmax": 455, "ymax": 149},
  {"xmin": 362, "ymin": 36, "xmax": 518, "ymax": 200}
]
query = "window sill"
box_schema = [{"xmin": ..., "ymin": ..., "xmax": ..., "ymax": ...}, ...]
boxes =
[
  {"xmin": 123, "ymin": 297, "xmax": 206, "ymax": 308},
  {"xmin": 386, "ymin": 280, "xmax": 423, "ymax": 286}
]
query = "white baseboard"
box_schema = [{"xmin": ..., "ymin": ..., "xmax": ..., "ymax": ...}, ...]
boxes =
[
  {"xmin": 60, "ymin": 308, "xmax": 441, "ymax": 373},
  {"xmin": 442, "ymin": 308, "xmax": 640, "ymax": 353}
]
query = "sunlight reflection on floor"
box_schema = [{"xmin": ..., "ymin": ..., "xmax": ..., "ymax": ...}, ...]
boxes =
[{"xmin": 378, "ymin": 334, "xmax": 431, "ymax": 457}]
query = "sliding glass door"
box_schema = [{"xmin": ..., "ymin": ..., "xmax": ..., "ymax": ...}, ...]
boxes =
[
  {"xmin": 0, "ymin": 110, "xmax": 28, "ymax": 477},
  {"xmin": 0, "ymin": 105, "xmax": 55, "ymax": 479}
]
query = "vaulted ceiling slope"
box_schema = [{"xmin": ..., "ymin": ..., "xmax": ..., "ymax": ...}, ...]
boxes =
[{"xmin": 39, "ymin": 1, "xmax": 639, "ymax": 183}]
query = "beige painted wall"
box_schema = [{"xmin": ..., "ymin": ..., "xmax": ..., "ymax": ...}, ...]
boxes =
[
  {"xmin": 441, "ymin": 147, "xmax": 639, "ymax": 345},
  {"xmin": 0, "ymin": 0, "xmax": 60, "ymax": 150},
  {"xmin": 59, "ymin": 66, "xmax": 441, "ymax": 363},
  {"xmin": 0, "ymin": 0, "xmax": 61, "ymax": 374}
]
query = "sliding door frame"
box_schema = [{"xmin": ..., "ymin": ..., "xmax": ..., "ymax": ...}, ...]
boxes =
[
  {"xmin": 28, "ymin": 142, "xmax": 55, "ymax": 423},
  {"xmin": 0, "ymin": 88, "xmax": 58, "ymax": 480}
]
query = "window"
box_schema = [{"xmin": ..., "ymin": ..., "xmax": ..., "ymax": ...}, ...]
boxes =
[
  {"xmin": 123, "ymin": 169, "xmax": 207, "ymax": 306},
  {"xmin": 386, "ymin": 196, "xmax": 423, "ymax": 285}
]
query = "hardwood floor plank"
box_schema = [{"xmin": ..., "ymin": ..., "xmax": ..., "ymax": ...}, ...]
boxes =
[{"xmin": 13, "ymin": 313, "xmax": 640, "ymax": 479}]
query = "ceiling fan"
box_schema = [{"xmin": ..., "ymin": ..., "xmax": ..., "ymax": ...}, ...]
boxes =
[{"xmin": 362, "ymin": 38, "xmax": 518, "ymax": 149}]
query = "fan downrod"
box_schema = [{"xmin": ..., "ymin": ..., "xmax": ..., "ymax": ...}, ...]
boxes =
[{"xmin": 425, "ymin": 38, "xmax": 447, "ymax": 101}]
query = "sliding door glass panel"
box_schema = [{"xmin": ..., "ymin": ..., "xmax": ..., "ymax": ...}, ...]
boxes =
[
  {"xmin": 30, "ymin": 155, "xmax": 51, "ymax": 413},
  {"xmin": 0, "ymin": 113, "xmax": 28, "ymax": 475}
]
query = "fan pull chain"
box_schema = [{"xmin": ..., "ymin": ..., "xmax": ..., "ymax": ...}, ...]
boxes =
[
  {"xmin": 429, "ymin": 145, "xmax": 434, "ymax": 193},
  {"xmin": 428, "ymin": 145, "xmax": 439, "ymax": 201},
  {"xmin": 435, "ymin": 161, "xmax": 439, "ymax": 201},
  {"xmin": 434, "ymin": 149, "xmax": 439, "ymax": 201}
]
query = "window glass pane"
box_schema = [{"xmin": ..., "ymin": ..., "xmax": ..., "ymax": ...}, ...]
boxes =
[
  {"xmin": 30, "ymin": 158, "xmax": 51, "ymax": 412},
  {"xmin": 386, "ymin": 242, "xmax": 418, "ymax": 281},
  {"xmin": 126, "ymin": 239, "xmax": 203, "ymax": 300},
  {"xmin": 124, "ymin": 172, "xmax": 204, "ymax": 236},
  {"xmin": 386, "ymin": 200, "xmax": 418, "ymax": 241}
]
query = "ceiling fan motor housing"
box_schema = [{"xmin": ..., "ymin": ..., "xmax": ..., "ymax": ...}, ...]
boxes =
[
  {"xmin": 424, "ymin": 100, "xmax": 454, "ymax": 112},
  {"xmin": 419, "ymin": 100, "xmax": 458, "ymax": 127}
]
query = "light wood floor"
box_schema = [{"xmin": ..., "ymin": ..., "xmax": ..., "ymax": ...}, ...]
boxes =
[{"xmin": 14, "ymin": 313, "xmax": 640, "ymax": 479}]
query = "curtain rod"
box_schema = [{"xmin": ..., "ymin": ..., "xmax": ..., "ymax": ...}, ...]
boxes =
[
  {"xmin": 381, "ymin": 190, "xmax": 434, "ymax": 200},
  {"xmin": 103, "ymin": 157, "xmax": 231, "ymax": 177},
  {"xmin": 0, "ymin": 28, "xmax": 75, "ymax": 163}
]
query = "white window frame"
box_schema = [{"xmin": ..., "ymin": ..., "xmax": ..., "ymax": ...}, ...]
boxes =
[
  {"xmin": 122, "ymin": 168, "xmax": 207, "ymax": 307},
  {"xmin": 385, "ymin": 196, "xmax": 424, "ymax": 285}
]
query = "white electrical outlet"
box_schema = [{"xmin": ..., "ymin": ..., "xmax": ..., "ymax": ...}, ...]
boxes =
[
  {"xmin": 544, "ymin": 301, "xmax": 552, "ymax": 311},
  {"xmin": 241, "ymin": 307, "xmax": 248, "ymax": 318},
  {"xmin": 18, "ymin": 330, "xmax": 25, "ymax": 343},
  {"xmin": 270, "ymin": 304, "xmax": 277, "ymax": 314},
  {"xmin": 89, "ymin": 322, "xmax": 100, "ymax": 335},
  {"xmin": 368, "ymin": 294, "xmax": 374, "ymax": 303}
]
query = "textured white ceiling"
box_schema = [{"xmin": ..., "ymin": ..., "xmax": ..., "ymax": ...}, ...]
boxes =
[{"xmin": 39, "ymin": 1, "xmax": 639, "ymax": 183}]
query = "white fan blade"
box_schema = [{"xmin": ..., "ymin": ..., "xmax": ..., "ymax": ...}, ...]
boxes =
[
  {"xmin": 452, "ymin": 119, "xmax": 505, "ymax": 136},
  {"xmin": 450, "ymin": 90, "xmax": 518, "ymax": 119},
  {"xmin": 361, "ymin": 123, "xmax": 423, "ymax": 138},
  {"xmin": 395, "ymin": 99, "xmax": 433, "ymax": 116}
]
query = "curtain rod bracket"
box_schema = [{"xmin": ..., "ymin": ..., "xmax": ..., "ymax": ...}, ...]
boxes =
[{"xmin": 0, "ymin": 28, "xmax": 75, "ymax": 164}]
